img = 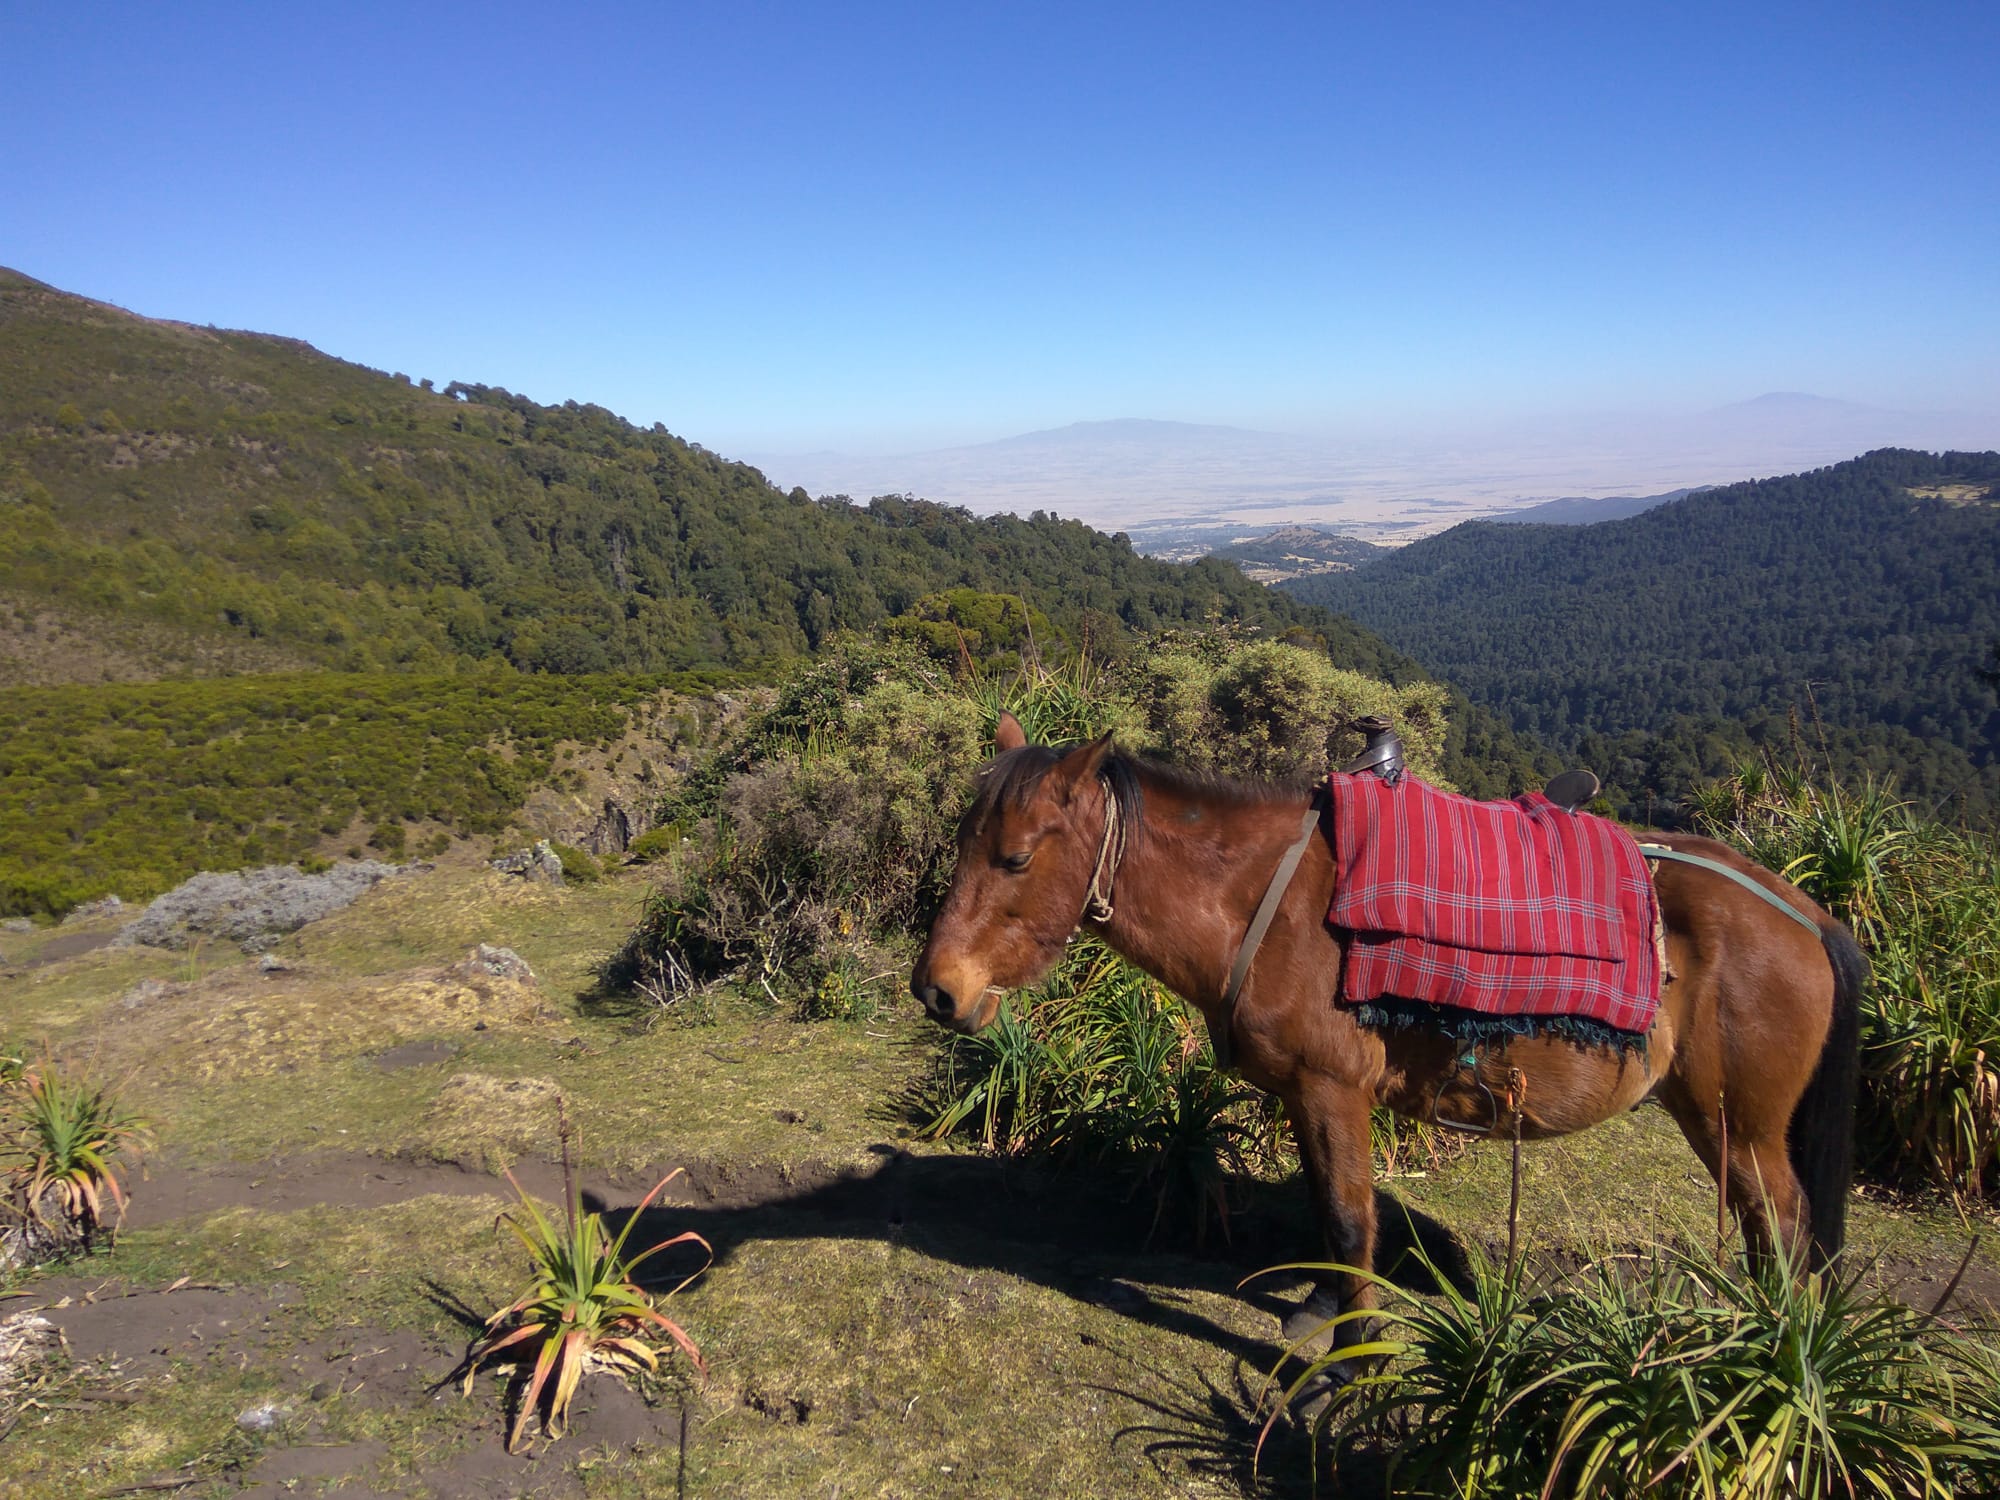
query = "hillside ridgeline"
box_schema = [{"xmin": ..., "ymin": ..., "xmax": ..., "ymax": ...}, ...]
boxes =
[
  {"xmin": 0, "ymin": 266, "xmax": 1399, "ymax": 680},
  {"xmin": 0, "ymin": 266, "xmax": 1554, "ymax": 812}
]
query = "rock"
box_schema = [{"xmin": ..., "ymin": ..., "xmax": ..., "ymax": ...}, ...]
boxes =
[
  {"xmin": 236, "ymin": 1401, "xmax": 293, "ymax": 1433},
  {"xmin": 61, "ymin": 894, "xmax": 124, "ymax": 925},
  {"xmin": 490, "ymin": 840, "xmax": 564, "ymax": 885},
  {"xmin": 1, "ymin": 1191, "xmax": 74, "ymax": 1270},
  {"xmin": 461, "ymin": 944, "xmax": 533, "ymax": 982},
  {"xmin": 116, "ymin": 862, "xmax": 404, "ymax": 951},
  {"xmin": 257, "ymin": 952, "xmax": 290, "ymax": 973},
  {"xmin": 120, "ymin": 977, "xmax": 181, "ymax": 1011},
  {"xmin": 567, "ymin": 796, "xmax": 645, "ymax": 857},
  {"xmin": 1, "ymin": 918, "xmax": 33, "ymax": 934}
]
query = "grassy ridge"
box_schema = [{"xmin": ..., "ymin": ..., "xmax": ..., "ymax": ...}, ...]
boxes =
[{"xmin": 0, "ymin": 670, "xmax": 714, "ymax": 917}]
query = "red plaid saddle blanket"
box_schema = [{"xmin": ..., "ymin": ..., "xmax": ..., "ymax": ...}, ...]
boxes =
[{"xmin": 1325, "ymin": 771, "xmax": 1662, "ymax": 1036}]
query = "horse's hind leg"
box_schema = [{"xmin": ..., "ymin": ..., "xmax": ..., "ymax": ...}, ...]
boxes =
[
  {"xmin": 1660, "ymin": 1086, "xmax": 1809, "ymax": 1262},
  {"xmin": 1281, "ymin": 1074, "xmax": 1379, "ymax": 1362}
]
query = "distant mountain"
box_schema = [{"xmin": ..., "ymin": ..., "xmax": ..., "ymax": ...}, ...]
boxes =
[
  {"xmin": 755, "ymin": 393, "xmax": 1997, "ymax": 542},
  {"xmin": 1488, "ymin": 488, "xmax": 1696, "ymax": 525},
  {"xmin": 1284, "ymin": 450, "xmax": 2000, "ymax": 821},
  {"xmin": 1202, "ymin": 525, "xmax": 1388, "ymax": 583},
  {"xmin": 971, "ymin": 418, "xmax": 1283, "ymax": 452}
]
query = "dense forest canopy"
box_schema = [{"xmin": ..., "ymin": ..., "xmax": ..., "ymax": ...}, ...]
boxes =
[
  {"xmin": 1286, "ymin": 449, "xmax": 2000, "ymax": 821},
  {"xmin": 0, "ymin": 266, "xmax": 1550, "ymax": 797}
]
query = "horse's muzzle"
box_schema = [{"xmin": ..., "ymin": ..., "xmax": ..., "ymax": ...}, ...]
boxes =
[
  {"xmin": 912, "ymin": 978, "xmax": 958, "ymax": 1023},
  {"xmin": 911, "ymin": 968, "xmax": 999, "ymax": 1032}
]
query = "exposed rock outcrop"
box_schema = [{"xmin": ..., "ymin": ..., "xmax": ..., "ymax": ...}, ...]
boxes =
[
  {"xmin": 490, "ymin": 840, "xmax": 564, "ymax": 884},
  {"xmin": 116, "ymin": 862, "xmax": 405, "ymax": 952}
]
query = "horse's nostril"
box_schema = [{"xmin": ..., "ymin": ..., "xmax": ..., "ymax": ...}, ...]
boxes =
[{"xmin": 916, "ymin": 983, "xmax": 955, "ymax": 1019}]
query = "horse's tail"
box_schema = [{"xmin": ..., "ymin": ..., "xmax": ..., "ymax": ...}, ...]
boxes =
[{"xmin": 1789, "ymin": 919, "xmax": 1866, "ymax": 1269}]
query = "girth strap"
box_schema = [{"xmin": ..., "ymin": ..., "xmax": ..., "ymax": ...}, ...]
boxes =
[
  {"xmin": 1214, "ymin": 792, "xmax": 1325, "ymax": 1071},
  {"xmin": 1636, "ymin": 843, "xmax": 1821, "ymax": 936}
]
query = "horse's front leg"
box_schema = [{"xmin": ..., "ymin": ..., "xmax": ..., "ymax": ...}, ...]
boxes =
[{"xmin": 1281, "ymin": 1073, "xmax": 1379, "ymax": 1379}]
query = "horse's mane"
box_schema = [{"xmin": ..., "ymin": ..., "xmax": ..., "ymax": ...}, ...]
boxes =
[
  {"xmin": 973, "ymin": 743, "xmax": 1307, "ymax": 838},
  {"xmin": 1118, "ymin": 753, "xmax": 1316, "ymax": 810}
]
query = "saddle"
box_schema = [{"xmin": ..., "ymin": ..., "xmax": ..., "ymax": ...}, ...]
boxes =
[{"xmin": 1328, "ymin": 719, "xmax": 1661, "ymax": 1038}]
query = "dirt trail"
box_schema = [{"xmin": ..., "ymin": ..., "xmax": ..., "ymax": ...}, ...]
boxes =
[{"xmin": 123, "ymin": 1149, "xmax": 858, "ymax": 1227}]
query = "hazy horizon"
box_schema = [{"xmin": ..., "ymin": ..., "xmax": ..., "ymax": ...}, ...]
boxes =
[{"xmin": 745, "ymin": 395, "xmax": 1999, "ymax": 541}]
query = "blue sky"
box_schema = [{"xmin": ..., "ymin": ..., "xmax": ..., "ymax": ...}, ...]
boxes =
[{"xmin": 3, "ymin": 2, "xmax": 1995, "ymax": 453}]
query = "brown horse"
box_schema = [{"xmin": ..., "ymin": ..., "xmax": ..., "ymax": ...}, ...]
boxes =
[{"xmin": 911, "ymin": 714, "xmax": 1864, "ymax": 1363}]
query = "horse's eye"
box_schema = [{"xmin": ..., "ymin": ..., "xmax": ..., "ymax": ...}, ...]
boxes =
[{"xmin": 1001, "ymin": 851, "xmax": 1033, "ymax": 873}]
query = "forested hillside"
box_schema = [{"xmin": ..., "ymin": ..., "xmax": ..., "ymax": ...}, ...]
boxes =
[
  {"xmin": 0, "ymin": 267, "xmax": 1550, "ymax": 796},
  {"xmin": 0, "ymin": 266, "xmax": 1428, "ymax": 676},
  {"xmin": 1287, "ymin": 450, "xmax": 2000, "ymax": 820}
]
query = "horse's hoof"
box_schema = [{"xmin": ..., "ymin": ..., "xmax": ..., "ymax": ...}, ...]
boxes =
[
  {"xmin": 1286, "ymin": 1363, "xmax": 1358, "ymax": 1425},
  {"xmin": 1280, "ymin": 1290, "xmax": 1343, "ymax": 1352}
]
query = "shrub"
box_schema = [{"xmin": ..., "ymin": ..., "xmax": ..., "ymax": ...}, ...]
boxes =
[
  {"xmin": 624, "ymin": 825, "xmax": 681, "ymax": 864},
  {"xmin": 1, "ymin": 1057, "xmax": 150, "ymax": 1259},
  {"xmin": 550, "ymin": 843, "xmax": 602, "ymax": 884},
  {"xmin": 920, "ymin": 939, "xmax": 1274, "ymax": 1244},
  {"xmin": 1130, "ymin": 628, "xmax": 1453, "ymax": 786},
  {"xmin": 0, "ymin": 671, "xmax": 665, "ymax": 919},
  {"xmin": 604, "ymin": 642, "xmax": 986, "ymax": 1004},
  {"xmin": 607, "ymin": 628, "xmax": 1454, "ymax": 1011}
]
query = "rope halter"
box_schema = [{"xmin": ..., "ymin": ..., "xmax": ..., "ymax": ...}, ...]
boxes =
[{"xmin": 1081, "ymin": 776, "xmax": 1127, "ymax": 925}]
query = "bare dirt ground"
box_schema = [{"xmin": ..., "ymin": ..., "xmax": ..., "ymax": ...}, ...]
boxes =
[{"xmin": 3, "ymin": 862, "xmax": 1995, "ymax": 1498}]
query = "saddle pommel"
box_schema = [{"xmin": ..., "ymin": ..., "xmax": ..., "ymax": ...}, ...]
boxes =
[
  {"xmin": 1543, "ymin": 768, "xmax": 1601, "ymax": 813},
  {"xmin": 1342, "ymin": 714, "xmax": 1405, "ymax": 785}
]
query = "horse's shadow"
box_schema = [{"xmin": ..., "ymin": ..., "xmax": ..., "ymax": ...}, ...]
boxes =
[{"xmin": 590, "ymin": 1146, "xmax": 1473, "ymax": 1375}]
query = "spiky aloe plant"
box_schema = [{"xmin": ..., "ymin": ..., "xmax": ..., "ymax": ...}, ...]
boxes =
[
  {"xmin": 1258, "ymin": 1241, "xmax": 2000, "ymax": 1499},
  {"xmin": 3, "ymin": 1060, "xmax": 150, "ymax": 1251},
  {"xmin": 463, "ymin": 1143, "xmax": 710, "ymax": 1451}
]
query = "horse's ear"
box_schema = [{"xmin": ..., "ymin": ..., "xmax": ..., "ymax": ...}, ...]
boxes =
[
  {"xmin": 1054, "ymin": 731, "xmax": 1115, "ymax": 800},
  {"xmin": 993, "ymin": 711, "xmax": 1027, "ymax": 753}
]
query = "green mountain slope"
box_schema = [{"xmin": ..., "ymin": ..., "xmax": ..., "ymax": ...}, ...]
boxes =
[
  {"xmin": 0, "ymin": 266, "xmax": 1383, "ymax": 672},
  {"xmin": 1284, "ymin": 450, "xmax": 2000, "ymax": 820},
  {"xmin": 0, "ymin": 267, "xmax": 1551, "ymax": 796}
]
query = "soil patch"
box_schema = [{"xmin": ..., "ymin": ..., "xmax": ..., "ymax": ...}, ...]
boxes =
[
  {"xmin": 374, "ymin": 1040, "xmax": 458, "ymax": 1071},
  {"xmin": 233, "ymin": 1439, "xmax": 389, "ymax": 1500},
  {"xmin": 122, "ymin": 1151, "xmax": 858, "ymax": 1229},
  {"xmin": 1876, "ymin": 1251, "xmax": 2000, "ymax": 1321},
  {"xmin": 24, "ymin": 1281, "xmax": 291, "ymax": 1376},
  {"xmin": 4, "ymin": 929, "xmax": 116, "ymax": 970}
]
